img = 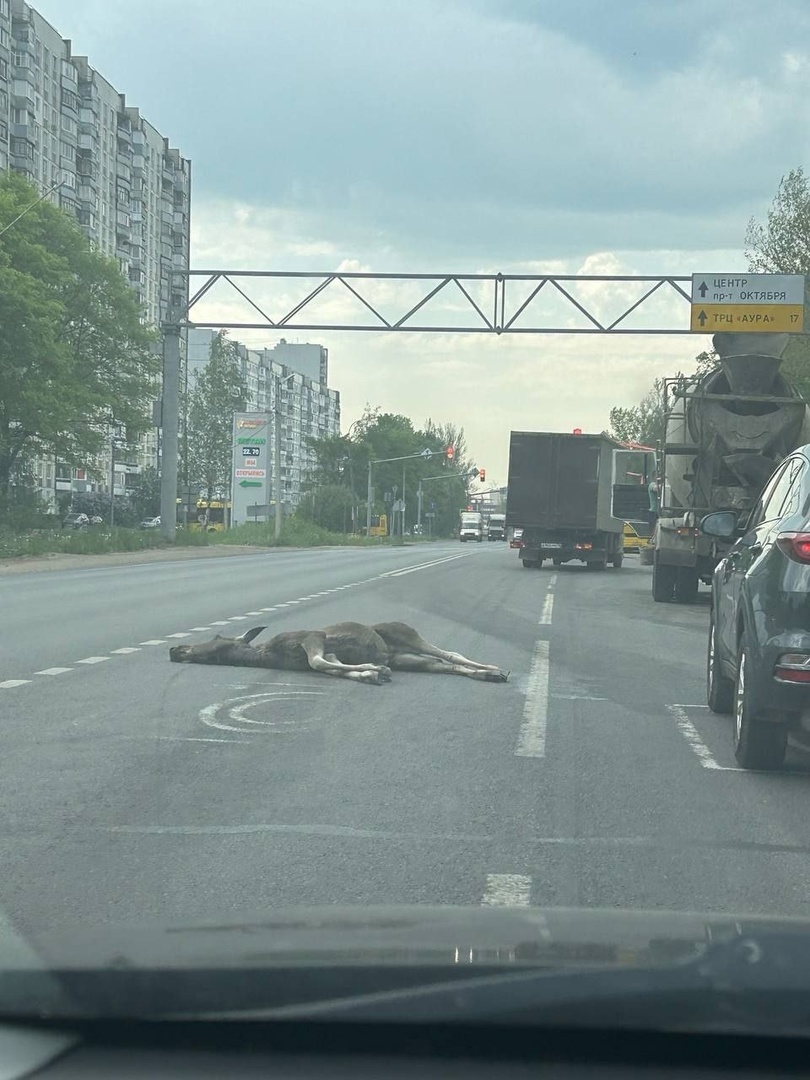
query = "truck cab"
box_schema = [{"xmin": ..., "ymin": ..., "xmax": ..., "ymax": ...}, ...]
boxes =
[
  {"xmin": 459, "ymin": 512, "xmax": 484, "ymax": 542},
  {"xmin": 487, "ymin": 514, "xmax": 506, "ymax": 541}
]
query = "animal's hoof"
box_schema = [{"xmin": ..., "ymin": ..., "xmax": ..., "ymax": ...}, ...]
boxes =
[
  {"xmin": 378, "ymin": 666, "xmax": 393, "ymax": 682},
  {"xmin": 485, "ymin": 669, "xmax": 509, "ymax": 682}
]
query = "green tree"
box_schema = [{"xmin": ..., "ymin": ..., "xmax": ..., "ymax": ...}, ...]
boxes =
[
  {"xmin": 185, "ymin": 331, "xmax": 250, "ymax": 502},
  {"xmin": 745, "ymin": 167, "xmax": 810, "ymax": 274},
  {"xmin": 128, "ymin": 464, "xmax": 162, "ymax": 520},
  {"xmin": 608, "ymin": 380, "xmax": 667, "ymax": 447},
  {"xmin": 745, "ymin": 166, "xmax": 810, "ymax": 402},
  {"xmin": 0, "ymin": 171, "xmax": 159, "ymax": 510}
]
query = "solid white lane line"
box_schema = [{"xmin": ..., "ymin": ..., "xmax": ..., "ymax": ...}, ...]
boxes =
[
  {"xmin": 516, "ymin": 640, "xmax": 549, "ymax": 758},
  {"xmin": 139, "ymin": 639, "xmax": 167, "ymax": 646},
  {"xmin": 34, "ymin": 667, "xmax": 72, "ymax": 676},
  {"xmin": 382, "ymin": 553, "xmax": 470, "ymax": 578},
  {"xmin": 481, "ymin": 874, "xmax": 532, "ymax": 907},
  {"xmin": 75, "ymin": 656, "xmax": 108, "ymax": 665},
  {"xmin": 669, "ymin": 705, "xmax": 724, "ymax": 769},
  {"xmin": 538, "ymin": 592, "xmax": 554, "ymax": 625},
  {"xmin": 0, "ymin": 679, "xmax": 31, "ymax": 689},
  {"xmin": 111, "ymin": 647, "xmax": 140, "ymax": 655}
]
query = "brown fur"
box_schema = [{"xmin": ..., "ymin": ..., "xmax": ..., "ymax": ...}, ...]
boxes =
[{"xmin": 169, "ymin": 621, "xmax": 508, "ymax": 686}]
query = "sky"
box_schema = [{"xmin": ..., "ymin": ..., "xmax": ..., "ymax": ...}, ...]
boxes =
[{"xmin": 32, "ymin": 0, "xmax": 810, "ymax": 484}]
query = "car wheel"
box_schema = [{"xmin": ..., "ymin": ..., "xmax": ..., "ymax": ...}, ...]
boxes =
[
  {"xmin": 707, "ymin": 608, "xmax": 734, "ymax": 714},
  {"xmin": 674, "ymin": 566, "xmax": 698, "ymax": 604},
  {"xmin": 652, "ymin": 554, "xmax": 676, "ymax": 602},
  {"xmin": 733, "ymin": 641, "xmax": 786, "ymax": 770}
]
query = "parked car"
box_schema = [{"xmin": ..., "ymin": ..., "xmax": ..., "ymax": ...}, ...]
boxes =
[
  {"xmin": 623, "ymin": 519, "xmax": 653, "ymax": 554},
  {"xmin": 140, "ymin": 516, "xmax": 161, "ymax": 529},
  {"xmin": 702, "ymin": 445, "xmax": 810, "ymax": 770},
  {"xmin": 62, "ymin": 512, "xmax": 90, "ymax": 530}
]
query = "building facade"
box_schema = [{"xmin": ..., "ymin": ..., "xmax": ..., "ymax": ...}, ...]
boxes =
[
  {"xmin": 1, "ymin": 0, "xmax": 191, "ymax": 510},
  {"xmin": 188, "ymin": 330, "xmax": 340, "ymax": 512}
]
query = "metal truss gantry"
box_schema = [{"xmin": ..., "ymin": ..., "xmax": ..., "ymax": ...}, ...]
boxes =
[{"xmin": 174, "ymin": 270, "xmax": 694, "ymax": 335}]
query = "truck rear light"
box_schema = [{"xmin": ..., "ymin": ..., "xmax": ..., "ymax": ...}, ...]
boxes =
[
  {"xmin": 675, "ymin": 527, "xmax": 698, "ymax": 538},
  {"xmin": 575, "ymin": 542, "xmax": 593, "ymax": 551},
  {"xmin": 775, "ymin": 653, "xmax": 810, "ymax": 683},
  {"xmin": 776, "ymin": 533, "xmax": 810, "ymax": 564}
]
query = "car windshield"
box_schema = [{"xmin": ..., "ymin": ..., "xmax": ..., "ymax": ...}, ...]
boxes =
[{"xmin": 2, "ymin": 0, "xmax": 810, "ymax": 1036}]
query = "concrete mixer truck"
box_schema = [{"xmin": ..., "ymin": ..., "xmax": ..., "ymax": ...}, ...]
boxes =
[{"xmin": 651, "ymin": 332, "xmax": 810, "ymax": 604}]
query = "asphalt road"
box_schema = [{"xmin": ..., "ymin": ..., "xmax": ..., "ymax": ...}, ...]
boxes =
[{"xmin": 4, "ymin": 539, "xmax": 810, "ymax": 956}]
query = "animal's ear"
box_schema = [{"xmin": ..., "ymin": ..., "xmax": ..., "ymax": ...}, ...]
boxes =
[{"xmin": 239, "ymin": 626, "xmax": 266, "ymax": 645}]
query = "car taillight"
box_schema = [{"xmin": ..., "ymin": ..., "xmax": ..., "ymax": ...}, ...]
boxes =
[
  {"xmin": 775, "ymin": 653, "xmax": 810, "ymax": 684},
  {"xmin": 776, "ymin": 533, "xmax": 810, "ymax": 563}
]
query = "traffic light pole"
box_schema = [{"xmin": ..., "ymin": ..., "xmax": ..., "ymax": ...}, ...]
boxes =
[
  {"xmin": 365, "ymin": 449, "xmax": 447, "ymax": 535},
  {"xmin": 416, "ymin": 471, "xmax": 467, "ymax": 529}
]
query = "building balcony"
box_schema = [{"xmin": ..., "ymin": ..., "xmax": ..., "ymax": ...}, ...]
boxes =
[
  {"xmin": 78, "ymin": 132, "xmax": 97, "ymax": 152},
  {"xmin": 10, "ymin": 80, "xmax": 34, "ymax": 107},
  {"xmin": 116, "ymin": 159, "xmax": 132, "ymax": 183}
]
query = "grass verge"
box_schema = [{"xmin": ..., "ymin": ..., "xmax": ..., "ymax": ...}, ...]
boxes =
[{"xmin": 0, "ymin": 518, "xmax": 437, "ymax": 559}]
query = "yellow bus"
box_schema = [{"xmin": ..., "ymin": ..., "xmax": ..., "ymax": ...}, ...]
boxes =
[{"xmin": 189, "ymin": 499, "xmax": 231, "ymax": 533}]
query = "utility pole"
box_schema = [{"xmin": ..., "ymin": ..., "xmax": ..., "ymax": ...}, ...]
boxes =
[
  {"xmin": 275, "ymin": 371, "xmax": 296, "ymax": 540},
  {"xmin": 109, "ymin": 432, "xmax": 116, "ymax": 527},
  {"xmin": 159, "ymin": 320, "xmax": 181, "ymax": 541},
  {"xmin": 275, "ymin": 375, "xmax": 283, "ymax": 541}
]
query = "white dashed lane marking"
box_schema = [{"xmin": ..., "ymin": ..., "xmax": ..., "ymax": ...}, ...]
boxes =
[
  {"xmin": 515, "ymin": 640, "xmax": 549, "ymax": 759},
  {"xmin": 0, "ymin": 550, "xmax": 477, "ymax": 689},
  {"xmin": 481, "ymin": 874, "xmax": 532, "ymax": 907}
]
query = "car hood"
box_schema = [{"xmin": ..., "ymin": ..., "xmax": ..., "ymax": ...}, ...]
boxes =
[{"xmin": 20, "ymin": 904, "xmax": 810, "ymax": 972}]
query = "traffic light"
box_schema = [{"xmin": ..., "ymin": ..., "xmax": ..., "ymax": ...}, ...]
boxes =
[
  {"xmin": 479, "ymin": 468, "xmax": 486, "ymax": 482},
  {"xmin": 446, "ymin": 445, "xmax": 455, "ymax": 461}
]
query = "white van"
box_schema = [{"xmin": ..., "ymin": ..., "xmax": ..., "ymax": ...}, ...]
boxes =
[{"xmin": 459, "ymin": 512, "xmax": 484, "ymax": 542}]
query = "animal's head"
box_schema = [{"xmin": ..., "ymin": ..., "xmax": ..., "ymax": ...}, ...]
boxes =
[{"xmin": 169, "ymin": 626, "xmax": 266, "ymax": 665}]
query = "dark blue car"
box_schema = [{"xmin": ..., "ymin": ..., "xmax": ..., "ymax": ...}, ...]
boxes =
[{"xmin": 702, "ymin": 445, "xmax": 810, "ymax": 770}]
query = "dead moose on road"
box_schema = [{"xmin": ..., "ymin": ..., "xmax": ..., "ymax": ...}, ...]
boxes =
[{"xmin": 169, "ymin": 621, "xmax": 509, "ymax": 686}]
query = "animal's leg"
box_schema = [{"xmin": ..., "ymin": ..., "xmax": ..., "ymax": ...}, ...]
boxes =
[
  {"xmin": 373, "ymin": 623, "xmax": 501, "ymax": 671},
  {"xmin": 389, "ymin": 653, "xmax": 507, "ymax": 682},
  {"xmin": 413, "ymin": 640, "xmax": 501, "ymax": 671},
  {"xmin": 302, "ymin": 640, "xmax": 391, "ymax": 682},
  {"xmin": 324, "ymin": 652, "xmax": 392, "ymax": 677}
]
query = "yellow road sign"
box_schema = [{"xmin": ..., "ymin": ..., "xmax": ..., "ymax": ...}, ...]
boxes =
[{"xmin": 690, "ymin": 304, "xmax": 804, "ymax": 333}]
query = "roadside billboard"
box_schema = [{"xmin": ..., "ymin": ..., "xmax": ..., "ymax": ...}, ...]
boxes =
[{"xmin": 231, "ymin": 413, "xmax": 271, "ymax": 526}]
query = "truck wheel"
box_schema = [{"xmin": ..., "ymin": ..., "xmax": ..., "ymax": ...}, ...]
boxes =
[
  {"xmin": 652, "ymin": 555, "xmax": 676, "ymax": 602},
  {"xmin": 733, "ymin": 641, "xmax": 786, "ymax": 770},
  {"xmin": 522, "ymin": 558, "xmax": 540, "ymax": 569},
  {"xmin": 553, "ymin": 559, "xmax": 563, "ymax": 566},
  {"xmin": 611, "ymin": 551, "xmax": 623, "ymax": 569},
  {"xmin": 707, "ymin": 609, "xmax": 734, "ymax": 714},
  {"xmin": 674, "ymin": 566, "xmax": 698, "ymax": 604},
  {"xmin": 587, "ymin": 559, "xmax": 607, "ymax": 571}
]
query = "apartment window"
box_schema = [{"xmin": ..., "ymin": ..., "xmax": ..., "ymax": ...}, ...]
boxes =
[
  {"xmin": 0, "ymin": 28, "xmax": 8, "ymax": 47},
  {"xmin": 0, "ymin": 0, "xmax": 9, "ymax": 15},
  {"xmin": 11, "ymin": 107, "xmax": 25, "ymax": 123},
  {"xmin": 0, "ymin": 58, "xmax": 8, "ymax": 80}
]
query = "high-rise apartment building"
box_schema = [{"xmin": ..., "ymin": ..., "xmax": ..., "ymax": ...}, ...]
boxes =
[
  {"xmin": 188, "ymin": 330, "xmax": 341, "ymax": 511},
  {"xmin": 1, "ymin": 0, "xmax": 191, "ymax": 509}
]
